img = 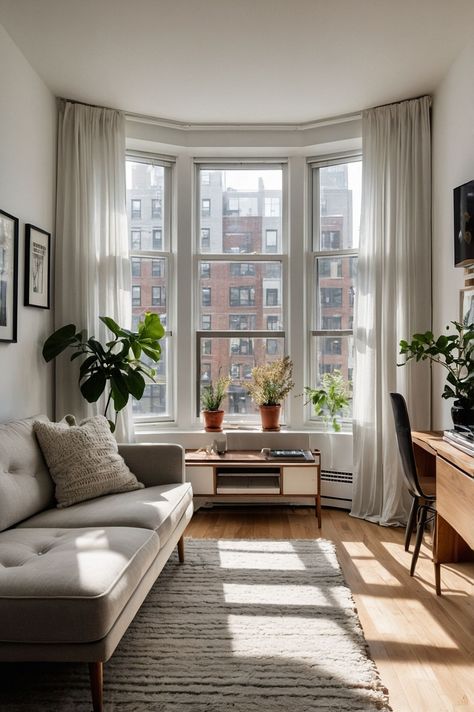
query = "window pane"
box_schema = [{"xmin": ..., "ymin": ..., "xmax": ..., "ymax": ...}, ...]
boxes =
[
  {"xmin": 132, "ymin": 337, "xmax": 171, "ymax": 418},
  {"xmin": 315, "ymin": 256, "xmax": 357, "ymax": 330},
  {"xmin": 311, "ymin": 335, "xmax": 354, "ymax": 417},
  {"xmin": 126, "ymin": 159, "xmax": 167, "ymax": 250},
  {"xmin": 198, "ymin": 260, "xmax": 282, "ymax": 330},
  {"xmin": 198, "ymin": 336, "xmax": 286, "ymax": 417},
  {"xmin": 199, "ymin": 167, "xmax": 282, "ymax": 254},
  {"xmin": 317, "ymin": 161, "xmax": 361, "ymax": 251}
]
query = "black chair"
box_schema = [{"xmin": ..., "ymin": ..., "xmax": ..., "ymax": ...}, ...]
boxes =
[{"xmin": 389, "ymin": 392, "xmax": 436, "ymax": 576}]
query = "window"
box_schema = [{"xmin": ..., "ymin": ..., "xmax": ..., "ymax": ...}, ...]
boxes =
[
  {"xmin": 311, "ymin": 158, "xmax": 361, "ymax": 421},
  {"xmin": 202, "ymin": 287, "xmax": 211, "ymax": 306},
  {"xmin": 229, "ymin": 314, "xmax": 256, "ymax": 330},
  {"xmin": 131, "ymin": 257, "xmax": 141, "ymax": 277},
  {"xmin": 131, "ymin": 199, "xmax": 141, "ymax": 219},
  {"xmin": 229, "ymin": 286, "xmax": 255, "ymax": 307},
  {"xmin": 265, "ymin": 229, "xmax": 278, "ymax": 252},
  {"xmin": 151, "ymin": 198, "xmax": 162, "ymax": 219},
  {"xmin": 264, "ymin": 197, "xmax": 280, "ymax": 216},
  {"xmin": 265, "ymin": 288, "xmax": 279, "ymax": 306},
  {"xmin": 267, "ymin": 316, "xmax": 280, "ymax": 330},
  {"xmin": 201, "ymin": 262, "xmax": 211, "ymax": 279},
  {"xmin": 132, "ymin": 286, "xmax": 141, "ymax": 306},
  {"xmin": 201, "ymin": 228, "xmax": 210, "ymax": 251},
  {"xmin": 126, "ymin": 155, "xmax": 172, "ymax": 420},
  {"xmin": 202, "ymin": 314, "xmax": 211, "ymax": 330},
  {"xmin": 230, "ymin": 263, "xmax": 255, "ymax": 277},
  {"xmin": 152, "ymin": 286, "xmax": 165, "ymax": 306},
  {"xmin": 202, "ymin": 198, "xmax": 211, "ymax": 217},
  {"xmin": 152, "ymin": 229, "xmax": 162, "ymax": 250},
  {"xmin": 230, "ymin": 338, "xmax": 253, "ymax": 355},
  {"xmin": 201, "ymin": 171, "xmax": 210, "ymax": 185},
  {"xmin": 202, "ymin": 339, "xmax": 212, "ymax": 355},
  {"xmin": 266, "ymin": 338, "xmax": 279, "ymax": 355},
  {"xmin": 131, "ymin": 231, "xmax": 141, "ymax": 251}
]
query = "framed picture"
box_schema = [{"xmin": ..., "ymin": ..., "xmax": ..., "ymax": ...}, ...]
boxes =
[
  {"xmin": 460, "ymin": 286, "xmax": 474, "ymax": 326},
  {"xmin": 24, "ymin": 224, "xmax": 51, "ymax": 309},
  {"xmin": 0, "ymin": 209, "xmax": 19, "ymax": 343}
]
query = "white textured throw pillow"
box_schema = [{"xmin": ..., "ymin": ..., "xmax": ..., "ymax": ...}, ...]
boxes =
[{"xmin": 34, "ymin": 415, "xmax": 144, "ymax": 508}]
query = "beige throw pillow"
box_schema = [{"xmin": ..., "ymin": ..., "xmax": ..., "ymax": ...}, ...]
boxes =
[{"xmin": 34, "ymin": 415, "xmax": 144, "ymax": 508}]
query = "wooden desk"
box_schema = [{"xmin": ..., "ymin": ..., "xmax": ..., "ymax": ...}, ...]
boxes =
[{"xmin": 412, "ymin": 431, "xmax": 474, "ymax": 594}]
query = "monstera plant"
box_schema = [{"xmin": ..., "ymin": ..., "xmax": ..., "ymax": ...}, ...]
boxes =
[{"xmin": 43, "ymin": 312, "xmax": 165, "ymax": 431}]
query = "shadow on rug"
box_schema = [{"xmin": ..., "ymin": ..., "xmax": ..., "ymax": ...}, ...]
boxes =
[{"xmin": 1, "ymin": 539, "xmax": 391, "ymax": 711}]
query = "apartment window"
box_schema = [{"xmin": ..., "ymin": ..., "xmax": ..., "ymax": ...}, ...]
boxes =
[
  {"xmin": 266, "ymin": 338, "xmax": 279, "ymax": 355},
  {"xmin": 152, "ymin": 229, "xmax": 162, "ymax": 250},
  {"xmin": 131, "ymin": 231, "xmax": 141, "ymax": 251},
  {"xmin": 131, "ymin": 257, "xmax": 141, "ymax": 277},
  {"xmin": 311, "ymin": 158, "xmax": 361, "ymax": 422},
  {"xmin": 202, "ymin": 315, "xmax": 211, "ymax": 330},
  {"xmin": 202, "ymin": 287, "xmax": 212, "ymax": 306},
  {"xmin": 126, "ymin": 154, "xmax": 173, "ymax": 420},
  {"xmin": 131, "ymin": 199, "xmax": 141, "ymax": 219},
  {"xmin": 265, "ymin": 288, "xmax": 279, "ymax": 306},
  {"xmin": 229, "ymin": 286, "xmax": 255, "ymax": 307},
  {"xmin": 264, "ymin": 197, "xmax": 280, "ymax": 217},
  {"xmin": 202, "ymin": 198, "xmax": 211, "ymax": 217},
  {"xmin": 230, "ymin": 263, "xmax": 255, "ymax": 277},
  {"xmin": 132, "ymin": 286, "xmax": 141, "ymax": 306},
  {"xmin": 201, "ymin": 171, "xmax": 210, "ymax": 185},
  {"xmin": 267, "ymin": 316, "xmax": 280, "ymax": 330},
  {"xmin": 230, "ymin": 338, "xmax": 253, "ymax": 355},
  {"xmin": 151, "ymin": 198, "xmax": 162, "ymax": 219},
  {"xmin": 152, "ymin": 286, "xmax": 165, "ymax": 306},
  {"xmin": 200, "ymin": 262, "xmax": 211, "ymax": 279},
  {"xmin": 265, "ymin": 229, "xmax": 278, "ymax": 253},
  {"xmin": 202, "ymin": 339, "xmax": 212, "ymax": 355},
  {"xmin": 201, "ymin": 228, "xmax": 210, "ymax": 251}
]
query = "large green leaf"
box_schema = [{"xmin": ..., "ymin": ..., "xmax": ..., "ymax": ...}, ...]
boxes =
[
  {"xmin": 99, "ymin": 316, "xmax": 121, "ymax": 336},
  {"xmin": 141, "ymin": 343, "xmax": 162, "ymax": 361},
  {"xmin": 110, "ymin": 371, "xmax": 129, "ymax": 412},
  {"xmin": 142, "ymin": 312, "xmax": 165, "ymax": 340},
  {"xmin": 125, "ymin": 369, "xmax": 146, "ymax": 400},
  {"xmin": 80, "ymin": 372, "xmax": 107, "ymax": 403},
  {"xmin": 79, "ymin": 355, "xmax": 99, "ymax": 379},
  {"xmin": 42, "ymin": 324, "xmax": 78, "ymax": 361}
]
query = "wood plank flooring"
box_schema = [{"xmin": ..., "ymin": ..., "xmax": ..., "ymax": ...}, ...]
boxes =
[{"xmin": 185, "ymin": 505, "xmax": 474, "ymax": 712}]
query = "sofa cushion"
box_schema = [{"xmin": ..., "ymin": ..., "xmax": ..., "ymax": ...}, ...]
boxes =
[
  {"xmin": 0, "ymin": 415, "xmax": 54, "ymax": 532},
  {"xmin": 34, "ymin": 415, "xmax": 144, "ymax": 508},
  {"xmin": 18, "ymin": 482, "xmax": 193, "ymax": 547},
  {"xmin": 0, "ymin": 527, "xmax": 159, "ymax": 644}
]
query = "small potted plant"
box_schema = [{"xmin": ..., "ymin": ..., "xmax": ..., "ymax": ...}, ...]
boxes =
[
  {"xmin": 246, "ymin": 356, "xmax": 294, "ymax": 431},
  {"xmin": 399, "ymin": 321, "xmax": 474, "ymax": 428},
  {"xmin": 201, "ymin": 375, "xmax": 231, "ymax": 432},
  {"xmin": 304, "ymin": 370, "xmax": 351, "ymax": 432}
]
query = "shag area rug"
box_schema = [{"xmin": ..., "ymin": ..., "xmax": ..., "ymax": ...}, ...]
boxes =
[{"xmin": 1, "ymin": 539, "xmax": 391, "ymax": 711}]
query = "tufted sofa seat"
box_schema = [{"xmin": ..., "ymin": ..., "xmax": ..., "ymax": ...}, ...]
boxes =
[{"xmin": 0, "ymin": 415, "xmax": 193, "ymax": 712}]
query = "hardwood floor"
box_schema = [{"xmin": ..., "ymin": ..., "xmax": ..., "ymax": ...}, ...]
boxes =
[{"xmin": 186, "ymin": 505, "xmax": 474, "ymax": 712}]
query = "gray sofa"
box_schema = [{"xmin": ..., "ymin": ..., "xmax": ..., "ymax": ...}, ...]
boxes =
[{"xmin": 0, "ymin": 415, "xmax": 193, "ymax": 712}]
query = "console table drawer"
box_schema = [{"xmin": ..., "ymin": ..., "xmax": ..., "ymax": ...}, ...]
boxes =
[
  {"xmin": 436, "ymin": 456, "xmax": 474, "ymax": 549},
  {"xmin": 186, "ymin": 465, "xmax": 214, "ymax": 495},
  {"xmin": 282, "ymin": 466, "xmax": 318, "ymax": 495}
]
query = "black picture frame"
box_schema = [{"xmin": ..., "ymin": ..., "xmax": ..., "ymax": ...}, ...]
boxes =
[
  {"xmin": 24, "ymin": 224, "xmax": 51, "ymax": 309},
  {"xmin": 0, "ymin": 209, "xmax": 19, "ymax": 343}
]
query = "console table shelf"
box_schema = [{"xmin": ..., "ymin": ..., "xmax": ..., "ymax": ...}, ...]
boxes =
[{"xmin": 185, "ymin": 449, "xmax": 321, "ymax": 527}]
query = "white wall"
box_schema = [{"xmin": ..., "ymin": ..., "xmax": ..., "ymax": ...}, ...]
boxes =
[
  {"xmin": 432, "ymin": 40, "xmax": 474, "ymax": 429},
  {"xmin": 0, "ymin": 24, "xmax": 56, "ymax": 422}
]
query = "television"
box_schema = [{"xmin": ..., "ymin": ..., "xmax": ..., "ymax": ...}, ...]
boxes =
[{"xmin": 454, "ymin": 180, "xmax": 474, "ymax": 267}]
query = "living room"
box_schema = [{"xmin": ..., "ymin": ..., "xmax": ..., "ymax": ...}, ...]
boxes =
[{"xmin": 0, "ymin": 1, "xmax": 473, "ymax": 711}]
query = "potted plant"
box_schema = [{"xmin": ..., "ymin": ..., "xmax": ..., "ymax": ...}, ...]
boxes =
[
  {"xmin": 304, "ymin": 370, "xmax": 351, "ymax": 432},
  {"xmin": 43, "ymin": 312, "xmax": 164, "ymax": 432},
  {"xmin": 201, "ymin": 375, "xmax": 231, "ymax": 432},
  {"xmin": 399, "ymin": 320, "xmax": 474, "ymax": 428},
  {"xmin": 246, "ymin": 356, "xmax": 294, "ymax": 431}
]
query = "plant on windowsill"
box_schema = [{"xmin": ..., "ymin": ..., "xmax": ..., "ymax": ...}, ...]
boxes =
[
  {"xmin": 304, "ymin": 370, "xmax": 351, "ymax": 432},
  {"xmin": 201, "ymin": 375, "xmax": 231, "ymax": 432},
  {"xmin": 399, "ymin": 321, "xmax": 474, "ymax": 429},
  {"xmin": 246, "ymin": 356, "xmax": 294, "ymax": 431},
  {"xmin": 42, "ymin": 312, "xmax": 165, "ymax": 432}
]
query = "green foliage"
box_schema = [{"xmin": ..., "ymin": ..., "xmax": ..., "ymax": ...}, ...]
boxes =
[
  {"xmin": 200, "ymin": 375, "xmax": 231, "ymax": 411},
  {"xmin": 43, "ymin": 312, "xmax": 165, "ymax": 431},
  {"xmin": 304, "ymin": 370, "xmax": 351, "ymax": 432},
  {"xmin": 246, "ymin": 356, "xmax": 294, "ymax": 406},
  {"xmin": 399, "ymin": 321, "xmax": 474, "ymax": 408}
]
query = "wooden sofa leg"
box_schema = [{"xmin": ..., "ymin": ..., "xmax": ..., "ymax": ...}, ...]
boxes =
[
  {"xmin": 178, "ymin": 535, "xmax": 185, "ymax": 563},
  {"xmin": 89, "ymin": 661, "xmax": 104, "ymax": 712}
]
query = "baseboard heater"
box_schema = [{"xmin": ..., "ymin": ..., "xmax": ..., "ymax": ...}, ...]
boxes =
[{"xmin": 321, "ymin": 470, "xmax": 353, "ymax": 510}]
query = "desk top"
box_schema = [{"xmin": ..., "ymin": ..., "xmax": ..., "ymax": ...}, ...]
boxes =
[
  {"xmin": 412, "ymin": 431, "xmax": 474, "ymax": 478},
  {"xmin": 185, "ymin": 449, "xmax": 319, "ymax": 465}
]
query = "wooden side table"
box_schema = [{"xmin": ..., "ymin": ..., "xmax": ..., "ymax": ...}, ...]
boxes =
[{"xmin": 185, "ymin": 449, "xmax": 322, "ymax": 528}]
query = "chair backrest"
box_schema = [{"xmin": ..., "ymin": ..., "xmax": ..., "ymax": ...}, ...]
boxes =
[{"xmin": 389, "ymin": 392, "xmax": 425, "ymax": 498}]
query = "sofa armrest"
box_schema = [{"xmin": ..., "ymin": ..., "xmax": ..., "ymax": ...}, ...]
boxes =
[{"xmin": 118, "ymin": 443, "xmax": 185, "ymax": 487}]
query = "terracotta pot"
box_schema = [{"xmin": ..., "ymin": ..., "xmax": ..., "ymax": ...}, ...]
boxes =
[
  {"xmin": 203, "ymin": 409, "xmax": 225, "ymax": 432},
  {"xmin": 259, "ymin": 404, "xmax": 281, "ymax": 431}
]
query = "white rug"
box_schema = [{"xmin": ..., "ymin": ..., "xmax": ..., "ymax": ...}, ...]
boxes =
[{"xmin": 1, "ymin": 539, "xmax": 391, "ymax": 711}]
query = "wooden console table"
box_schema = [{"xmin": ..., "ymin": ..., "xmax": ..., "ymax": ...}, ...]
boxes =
[
  {"xmin": 185, "ymin": 449, "xmax": 321, "ymax": 527},
  {"xmin": 412, "ymin": 431, "xmax": 474, "ymax": 595}
]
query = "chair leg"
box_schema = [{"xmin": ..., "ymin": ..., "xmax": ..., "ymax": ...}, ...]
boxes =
[
  {"xmin": 405, "ymin": 496, "xmax": 418, "ymax": 552},
  {"xmin": 89, "ymin": 662, "xmax": 103, "ymax": 712},
  {"xmin": 410, "ymin": 505, "xmax": 428, "ymax": 576},
  {"xmin": 435, "ymin": 562, "xmax": 441, "ymax": 595},
  {"xmin": 178, "ymin": 535, "xmax": 185, "ymax": 563}
]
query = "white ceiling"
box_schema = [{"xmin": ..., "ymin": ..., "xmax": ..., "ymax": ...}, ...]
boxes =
[{"xmin": 0, "ymin": 0, "xmax": 473, "ymax": 125}]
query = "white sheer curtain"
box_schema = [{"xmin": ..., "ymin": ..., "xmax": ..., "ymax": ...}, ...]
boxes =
[
  {"xmin": 351, "ymin": 96, "xmax": 432, "ymax": 526},
  {"xmin": 55, "ymin": 100, "xmax": 132, "ymax": 441}
]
